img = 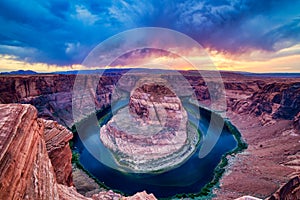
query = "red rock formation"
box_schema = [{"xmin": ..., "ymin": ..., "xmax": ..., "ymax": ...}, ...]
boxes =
[
  {"xmin": 58, "ymin": 185, "xmax": 93, "ymax": 200},
  {"xmin": 294, "ymin": 112, "xmax": 300, "ymax": 131},
  {"xmin": 0, "ymin": 75, "xmax": 117, "ymax": 127},
  {"xmin": 43, "ymin": 119, "xmax": 73, "ymax": 186},
  {"xmin": 122, "ymin": 191, "xmax": 157, "ymax": 200},
  {"xmin": 0, "ymin": 103, "xmax": 157, "ymax": 200},
  {"xmin": 0, "ymin": 104, "xmax": 59, "ymax": 200},
  {"xmin": 267, "ymin": 175, "xmax": 300, "ymax": 200},
  {"xmin": 91, "ymin": 190, "xmax": 122, "ymax": 200},
  {"xmin": 231, "ymin": 82, "xmax": 300, "ymax": 122}
]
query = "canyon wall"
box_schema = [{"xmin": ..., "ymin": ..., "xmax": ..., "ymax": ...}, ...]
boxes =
[
  {"xmin": 43, "ymin": 119, "xmax": 73, "ymax": 186},
  {"xmin": 0, "ymin": 103, "xmax": 156, "ymax": 200},
  {"xmin": 230, "ymin": 81, "xmax": 300, "ymax": 126},
  {"xmin": 0, "ymin": 75, "xmax": 118, "ymax": 127},
  {"xmin": 0, "ymin": 74, "xmax": 299, "ymax": 130}
]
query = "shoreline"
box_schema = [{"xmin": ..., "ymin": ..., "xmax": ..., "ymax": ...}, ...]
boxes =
[{"xmin": 213, "ymin": 112, "xmax": 300, "ymax": 199}]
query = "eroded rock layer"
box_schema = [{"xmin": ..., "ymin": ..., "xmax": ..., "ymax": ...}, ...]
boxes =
[
  {"xmin": 267, "ymin": 175, "xmax": 300, "ymax": 200},
  {"xmin": 0, "ymin": 103, "xmax": 157, "ymax": 200},
  {"xmin": 43, "ymin": 119, "xmax": 73, "ymax": 186},
  {"xmin": 230, "ymin": 82, "xmax": 300, "ymax": 126},
  {"xmin": 0, "ymin": 104, "xmax": 59, "ymax": 200}
]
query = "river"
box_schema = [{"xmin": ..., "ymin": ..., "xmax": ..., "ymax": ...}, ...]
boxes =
[{"xmin": 72, "ymin": 98, "xmax": 238, "ymax": 198}]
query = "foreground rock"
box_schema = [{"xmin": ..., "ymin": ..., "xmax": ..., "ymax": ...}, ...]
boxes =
[
  {"xmin": 43, "ymin": 119, "xmax": 73, "ymax": 186},
  {"xmin": 0, "ymin": 104, "xmax": 157, "ymax": 200},
  {"xmin": 100, "ymin": 79, "xmax": 199, "ymax": 172},
  {"xmin": 0, "ymin": 104, "xmax": 59, "ymax": 199}
]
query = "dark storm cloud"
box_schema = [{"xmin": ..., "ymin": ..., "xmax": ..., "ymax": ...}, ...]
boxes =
[
  {"xmin": 0, "ymin": 0, "xmax": 121, "ymax": 65},
  {"xmin": 169, "ymin": 0, "xmax": 300, "ymax": 53},
  {"xmin": 0, "ymin": 0, "xmax": 299, "ymax": 65}
]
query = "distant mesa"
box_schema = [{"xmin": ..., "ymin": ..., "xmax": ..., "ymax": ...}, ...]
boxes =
[{"xmin": 0, "ymin": 70, "xmax": 38, "ymax": 75}]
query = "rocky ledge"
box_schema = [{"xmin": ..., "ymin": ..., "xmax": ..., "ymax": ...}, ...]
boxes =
[
  {"xmin": 267, "ymin": 175, "xmax": 300, "ymax": 200},
  {"xmin": 0, "ymin": 104, "xmax": 59, "ymax": 199},
  {"xmin": 0, "ymin": 103, "xmax": 156, "ymax": 200},
  {"xmin": 100, "ymin": 79, "xmax": 199, "ymax": 172},
  {"xmin": 43, "ymin": 119, "xmax": 73, "ymax": 186}
]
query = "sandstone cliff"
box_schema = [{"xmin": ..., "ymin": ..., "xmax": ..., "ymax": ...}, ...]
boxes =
[
  {"xmin": 43, "ymin": 119, "xmax": 73, "ymax": 186},
  {"xmin": 0, "ymin": 103, "xmax": 156, "ymax": 200},
  {"xmin": 0, "ymin": 75, "xmax": 118, "ymax": 127},
  {"xmin": 230, "ymin": 81, "xmax": 300, "ymax": 126},
  {"xmin": 0, "ymin": 104, "xmax": 59, "ymax": 200}
]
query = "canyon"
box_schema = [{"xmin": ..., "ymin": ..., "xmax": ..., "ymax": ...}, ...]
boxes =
[{"xmin": 0, "ymin": 71, "xmax": 299, "ymax": 199}]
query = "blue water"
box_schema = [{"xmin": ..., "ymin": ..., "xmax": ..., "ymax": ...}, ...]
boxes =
[{"xmin": 73, "ymin": 100, "xmax": 238, "ymax": 198}]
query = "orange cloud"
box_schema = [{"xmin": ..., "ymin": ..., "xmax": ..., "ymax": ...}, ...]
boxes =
[
  {"xmin": 0, "ymin": 55, "xmax": 87, "ymax": 72},
  {"xmin": 1, "ymin": 43, "xmax": 300, "ymax": 73},
  {"xmin": 207, "ymin": 45, "xmax": 300, "ymax": 73}
]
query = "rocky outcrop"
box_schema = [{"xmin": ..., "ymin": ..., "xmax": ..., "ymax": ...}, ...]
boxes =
[
  {"xmin": 294, "ymin": 112, "xmax": 300, "ymax": 131},
  {"xmin": 58, "ymin": 185, "xmax": 92, "ymax": 200},
  {"xmin": 230, "ymin": 82, "xmax": 300, "ymax": 125},
  {"xmin": 122, "ymin": 191, "xmax": 156, "ymax": 200},
  {"xmin": 0, "ymin": 103, "xmax": 157, "ymax": 199},
  {"xmin": 58, "ymin": 186, "xmax": 156, "ymax": 200},
  {"xmin": 100, "ymin": 78, "xmax": 199, "ymax": 172},
  {"xmin": 43, "ymin": 119, "xmax": 73, "ymax": 186},
  {"xmin": 0, "ymin": 104, "xmax": 59, "ymax": 199},
  {"xmin": 267, "ymin": 175, "xmax": 300, "ymax": 200}
]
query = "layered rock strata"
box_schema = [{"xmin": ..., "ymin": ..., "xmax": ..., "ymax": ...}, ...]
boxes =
[
  {"xmin": 0, "ymin": 103, "xmax": 157, "ymax": 200},
  {"xmin": 43, "ymin": 119, "xmax": 73, "ymax": 186},
  {"xmin": 0, "ymin": 104, "xmax": 59, "ymax": 199},
  {"xmin": 100, "ymin": 80, "xmax": 199, "ymax": 172},
  {"xmin": 0, "ymin": 74, "xmax": 118, "ymax": 128},
  {"xmin": 230, "ymin": 82, "xmax": 300, "ymax": 125},
  {"xmin": 267, "ymin": 175, "xmax": 300, "ymax": 200}
]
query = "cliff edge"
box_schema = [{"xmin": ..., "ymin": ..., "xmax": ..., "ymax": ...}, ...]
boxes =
[{"xmin": 0, "ymin": 103, "xmax": 156, "ymax": 200}]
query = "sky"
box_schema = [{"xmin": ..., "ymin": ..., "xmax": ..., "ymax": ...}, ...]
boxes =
[{"xmin": 0, "ymin": 0, "xmax": 300, "ymax": 73}]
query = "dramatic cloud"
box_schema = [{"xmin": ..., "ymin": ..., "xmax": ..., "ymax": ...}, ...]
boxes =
[{"xmin": 0, "ymin": 0, "xmax": 299, "ymax": 72}]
